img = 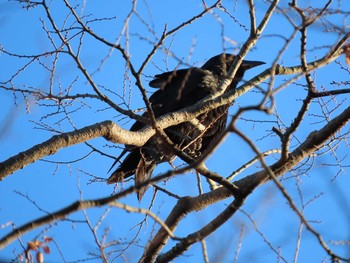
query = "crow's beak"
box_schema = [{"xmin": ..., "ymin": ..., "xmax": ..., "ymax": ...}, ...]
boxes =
[{"xmin": 241, "ymin": 60, "xmax": 266, "ymax": 69}]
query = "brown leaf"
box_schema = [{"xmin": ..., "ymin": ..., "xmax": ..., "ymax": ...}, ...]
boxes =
[
  {"xmin": 343, "ymin": 44, "xmax": 350, "ymax": 66},
  {"xmin": 36, "ymin": 251, "xmax": 44, "ymax": 263},
  {"xmin": 27, "ymin": 240, "xmax": 40, "ymax": 251},
  {"xmin": 43, "ymin": 245, "xmax": 51, "ymax": 254},
  {"xmin": 43, "ymin": 236, "xmax": 53, "ymax": 243}
]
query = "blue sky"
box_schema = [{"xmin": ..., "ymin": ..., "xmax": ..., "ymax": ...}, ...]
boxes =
[{"xmin": 1, "ymin": 0, "xmax": 350, "ymax": 262}]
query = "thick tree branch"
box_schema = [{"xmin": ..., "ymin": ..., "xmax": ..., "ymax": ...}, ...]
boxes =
[
  {"xmin": 0, "ymin": 48, "xmax": 345, "ymax": 180},
  {"xmin": 156, "ymin": 197, "xmax": 245, "ymax": 263},
  {"xmin": 0, "ymin": 121, "xmax": 110, "ymax": 180},
  {"xmin": 141, "ymin": 104, "xmax": 350, "ymax": 262},
  {"xmin": 2, "ymin": 1, "xmax": 350, "ymax": 261},
  {"xmin": 1, "ymin": 103, "xmax": 349, "ymax": 252}
]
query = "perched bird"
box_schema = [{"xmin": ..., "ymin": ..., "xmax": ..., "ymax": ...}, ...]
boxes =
[{"xmin": 108, "ymin": 53, "xmax": 264, "ymax": 199}]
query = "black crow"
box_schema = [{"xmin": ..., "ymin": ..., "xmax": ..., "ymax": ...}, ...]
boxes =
[{"xmin": 108, "ymin": 53, "xmax": 264, "ymax": 199}]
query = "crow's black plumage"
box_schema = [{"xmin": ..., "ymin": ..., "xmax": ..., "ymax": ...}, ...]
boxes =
[{"xmin": 108, "ymin": 53, "xmax": 264, "ymax": 199}]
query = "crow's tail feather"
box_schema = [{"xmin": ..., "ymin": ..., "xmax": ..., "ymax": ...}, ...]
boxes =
[{"xmin": 108, "ymin": 149, "xmax": 156, "ymax": 201}]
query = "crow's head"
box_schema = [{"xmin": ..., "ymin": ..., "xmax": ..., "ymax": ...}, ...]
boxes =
[{"xmin": 202, "ymin": 53, "xmax": 265, "ymax": 78}]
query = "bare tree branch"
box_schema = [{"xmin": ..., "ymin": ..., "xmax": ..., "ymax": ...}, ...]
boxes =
[
  {"xmin": 0, "ymin": 45, "xmax": 345, "ymax": 180},
  {"xmin": 140, "ymin": 103, "xmax": 350, "ymax": 261},
  {"xmin": 1, "ymin": 2, "xmax": 350, "ymax": 261}
]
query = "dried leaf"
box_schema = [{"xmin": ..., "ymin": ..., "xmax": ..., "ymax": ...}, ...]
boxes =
[
  {"xmin": 343, "ymin": 44, "xmax": 350, "ymax": 66},
  {"xmin": 43, "ymin": 245, "xmax": 51, "ymax": 254},
  {"xmin": 36, "ymin": 251, "xmax": 44, "ymax": 263},
  {"xmin": 27, "ymin": 240, "xmax": 40, "ymax": 251},
  {"xmin": 43, "ymin": 236, "xmax": 53, "ymax": 243}
]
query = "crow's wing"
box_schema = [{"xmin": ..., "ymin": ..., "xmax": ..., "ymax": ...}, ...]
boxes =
[
  {"xmin": 149, "ymin": 68, "xmax": 213, "ymax": 116},
  {"xmin": 129, "ymin": 67, "xmax": 212, "ymax": 132},
  {"xmin": 107, "ymin": 67, "xmax": 213, "ymax": 193},
  {"xmin": 148, "ymin": 68, "xmax": 194, "ymax": 89}
]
